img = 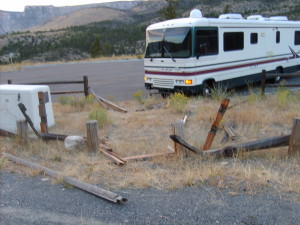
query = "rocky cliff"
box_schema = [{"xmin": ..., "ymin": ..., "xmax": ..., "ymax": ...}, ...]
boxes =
[{"xmin": 0, "ymin": 1, "xmax": 142, "ymax": 34}]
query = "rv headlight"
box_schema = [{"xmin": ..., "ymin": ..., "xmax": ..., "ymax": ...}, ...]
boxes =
[
  {"xmin": 176, "ymin": 80, "xmax": 184, "ymax": 84},
  {"xmin": 144, "ymin": 77, "xmax": 152, "ymax": 82}
]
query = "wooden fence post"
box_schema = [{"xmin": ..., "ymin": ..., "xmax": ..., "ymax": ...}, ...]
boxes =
[
  {"xmin": 261, "ymin": 70, "xmax": 266, "ymax": 96},
  {"xmin": 7, "ymin": 80, "xmax": 12, "ymax": 84},
  {"xmin": 38, "ymin": 92, "xmax": 49, "ymax": 134},
  {"xmin": 83, "ymin": 76, "xmax": 89, "ymax": 97},
  {"xmin": 172, "ymin": 121, "xmax": 187, "ymax": 157},
  {"xmin": 16, "ymin": 120, "xmax": 28, "ymax": 144},
  {"xmin": 288, "ymin": 117, "xmax": 300, "ymax": 156},
  {"xmin": 203, "ymin": 98, "xmax": 230, "ymax": 151},
  {"xmin": 86, "ymin": 120, "xmax": 99, "ymax": 154}
]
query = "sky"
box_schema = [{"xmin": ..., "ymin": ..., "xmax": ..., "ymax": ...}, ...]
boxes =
[{"xmin": 0, "ymin": 0, "xmax": 135, "ymax": 12}]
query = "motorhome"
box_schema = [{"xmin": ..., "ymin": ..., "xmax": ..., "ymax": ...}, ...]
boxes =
[{"xmin": 144, "ymin": 9, "xmax": 300, "ymax": 96}]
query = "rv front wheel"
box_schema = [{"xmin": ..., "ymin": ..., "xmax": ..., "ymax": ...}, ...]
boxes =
[
  {"xmin": 202, "ymin": 81, "xmax": 215, "ymax": 96},
  {"xmin": 274, "ymin": 67, "xmax": 283, "ymax": 83}
]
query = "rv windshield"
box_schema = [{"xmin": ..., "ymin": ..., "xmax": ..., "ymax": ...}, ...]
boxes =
[{"xmin": 145, "ymin": 27, "xmax": 191, "ymax": 58}]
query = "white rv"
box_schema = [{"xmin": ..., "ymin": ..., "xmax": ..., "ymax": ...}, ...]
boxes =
[{"xmin": 144, "ymin": 9, "xmax": 300, "ymax": 96}]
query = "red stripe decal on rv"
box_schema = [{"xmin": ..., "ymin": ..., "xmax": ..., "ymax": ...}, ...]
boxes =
[{"xmin": 145, "ymin": 57, "xmax": 290, "ymax": 76}]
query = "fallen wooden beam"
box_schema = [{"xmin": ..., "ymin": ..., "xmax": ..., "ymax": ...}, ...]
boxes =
[
  {"xmin": 98, "ymin": 144, "xmax": 126, "ymax": 165},
  {"xmin": 0, "ymin": 128, "xmax": 16, "ymax": 137},
  {"xmin": 19, "ymin": 103, "xmax": 68, "ymax": 141},
  {"xmin": 170, "ymin": 134, "xmax": 291, "ymax": 157},
  {"xmin": 170, "ymin": 135, "xmax": 204, "ymax": 155},
  {"xmin": 3, "ymin": 153, "xmax": 127, "ymax": 204},
  {"xmin": 88, "ymin": 150, "xmax": 175, "ymax": 165},
  {"xmin": 88, "ymin": 88, "xmax": 127, "ymax": 113},
  {"xmin": 222, "ymin": 134, "xmax": 291, "ymax": 157},
  {"xmin": 40, "ymin": 133, "xmax": 68, "ymax": 141},
  {"xmin": 222, "ymin": 121, "xmax": 237, "ymax": 143},
  {"xmin": 18, "ymin": 103, "xmax": 41, "ymax": 138}
]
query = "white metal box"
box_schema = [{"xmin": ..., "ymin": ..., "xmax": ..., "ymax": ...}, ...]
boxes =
[{"xmin": 0, "ymin": 84, "xmax": 55, "ymax": 132}]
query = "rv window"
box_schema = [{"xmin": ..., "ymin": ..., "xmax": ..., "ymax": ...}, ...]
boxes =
[
  {"xmin": 295, "ymin": 31, "xmax": 300, "ymax": 45},
  {"xmin": 145, "ymin": 27, "xmax": 191, "ymax": 58},
  {"xmin": 145, "ymin": 29, "xmax": 165, "ymax": 58},
  {"xmin": 164, "ymin": 27, "xmax": 191, "ymax": 58},
  {"xmin": 250, "ymin": 33, "xmax": 258, "ymax": 44},
  {"xmin": 224, "ymin": 32, "xmax": 244, "ymax": 51},
  {"xmin": 276, "ymin": 31, "xmax": 280, "ymax": 43},
  {"xmin": 195, "ymin": 28, "xmax": 218, "ymax": 57}
]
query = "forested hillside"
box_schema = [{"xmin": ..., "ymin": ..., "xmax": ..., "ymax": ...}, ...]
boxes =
[{"xmin": 0, "ymin": 0, "xmax": 300, "ymax": 64}]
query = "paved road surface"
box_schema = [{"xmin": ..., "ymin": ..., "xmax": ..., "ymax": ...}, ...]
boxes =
[
  {"xmin": 0, "ymin": 59, "xmax": 145, "ymax": 101},
  {"xmin": 1, "ymin": 60, "xmax": 300, "ymax": 102},
  {"xmin": 1, "ymin": 172, "xmax": 300, "ymax": 225}
]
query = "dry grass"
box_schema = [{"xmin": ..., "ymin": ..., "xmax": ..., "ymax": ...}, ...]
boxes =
[{"xmin": 1, "ymin": 90, "xmax": 300, "ymax": 194}]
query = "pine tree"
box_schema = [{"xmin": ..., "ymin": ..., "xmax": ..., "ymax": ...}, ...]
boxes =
[
  {"xmin": 159, "ymin": 0, "xmax": 178, "ymax": 20},
  {"xmin": 90, "ymin": 36, "xmax": 102, "ymax": 58}
]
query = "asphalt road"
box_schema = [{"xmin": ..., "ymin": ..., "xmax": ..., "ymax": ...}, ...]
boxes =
[
  {"xmin": 0, "ymin": 59, "xmax": 145, "ymax": 101},
  {"xmin": 1, "ymin": 60, "xmax": 300, "ymax": 102},
  {"xmin": 1, "ymin": 172, "xmax": 300, "ymax": 225}
]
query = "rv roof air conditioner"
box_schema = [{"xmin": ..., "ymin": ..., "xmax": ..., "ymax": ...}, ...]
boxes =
[
  {"xmin": 270, "ymin": 16, "xmax": 288, "ymax": 21},
  {"xmin": 219, "ymin": 14, "xmax": 243, "ymax": 19},
  {"xmin": 190, "ymin": 9, "xmax": 202, "ymax": 18},
  {"xmin": 247, "ymin": 15, "xmax": 264, "ymax": 20}
]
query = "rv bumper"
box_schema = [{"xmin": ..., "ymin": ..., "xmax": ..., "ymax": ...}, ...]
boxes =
[{"xmin": 145, "ymin": 83, "xmax": 204, "ymax": 95}]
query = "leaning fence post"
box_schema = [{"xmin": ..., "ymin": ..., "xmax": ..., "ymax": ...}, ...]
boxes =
[
  {"xmin": 16, "ymin": 120, "xmax": 28, "ymax": 144},
  {"xmin": 261, "ymin": 70, "xmax": 266, "ymax": 96},
  {"xmin": 83, "ymin": 76, "xmax": 89, "ymax": 97},
  {"xmin": 203, "ymin": 98, "xmax": 230, "ymax": 151},
  {"xmin": 86, "ymin": 120, "xmax": 99, "ymax": 154},
  {"xmin": 288, "ymin": 117, "xmax": 300, "ymax": 157}
]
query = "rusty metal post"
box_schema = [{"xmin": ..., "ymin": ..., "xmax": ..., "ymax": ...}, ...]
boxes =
[
  {"xmin": 261, "ymin": 70, "xmax": 266, "ymax": 96},
  {"xmin": 83, "ymin": 75, "xmax": 89, "ymax": 97},
  {"xmin": 203, "ymin": 98, "xmax": 230, "ymax": 151}
]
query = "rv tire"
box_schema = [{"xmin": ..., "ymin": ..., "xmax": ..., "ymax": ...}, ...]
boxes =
[
  {"xmin": 274, "ymin": 67, "xmax": 283, "ymax": 83},
  {"xmin": 202, "ymin": 80, "xmax": 215, "ymax": 96}
]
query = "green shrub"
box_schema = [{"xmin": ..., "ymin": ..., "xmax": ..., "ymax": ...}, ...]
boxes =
[
  {"xmin": 58, "ymin": 96, "xmax": 73, "ymax": 105},
  {"xmin": 58, "ymin": 95, "xmax": 94, "ymax": 110},
  {"xmin": 133, "ymin": 90, "xmax": 144, "ymax": 104},
  {"xmin": 276, "ymin": 85, "xmax": 292, "ymax": 106},
  {"xmin": 210, "ymin": 86, "xmax": 229, "ymax": 101},
  {"xmin": 88, "ymin": 107, "xmax": 109, "ymax": 128},
  {"xmin": 169, "ymin": 92, "xmax": 189, "ymax": 113}
]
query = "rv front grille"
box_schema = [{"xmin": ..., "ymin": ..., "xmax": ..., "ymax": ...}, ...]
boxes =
[{"xmin": 153, "ymin": 78, "xmax": 174, "ymax": 89}]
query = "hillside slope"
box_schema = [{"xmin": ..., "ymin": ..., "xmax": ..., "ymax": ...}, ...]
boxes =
[
  {"xmin": 0, "ymin": 1, "xmax": 142, "ymax": 34},
  {"xmin": 31, "ymin": 7, "xmax": 128, "ymax": 32}
]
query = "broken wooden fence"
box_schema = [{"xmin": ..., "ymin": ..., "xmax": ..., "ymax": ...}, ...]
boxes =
[
  {"xmin": 261, "ymin": 70, "xmax": 300, "ymax": 95},
  {"xmin": 8, "ymin": 75, "xmax": 89, "ymax": 97}
]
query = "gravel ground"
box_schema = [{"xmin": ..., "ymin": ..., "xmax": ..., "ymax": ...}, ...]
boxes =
[{"xmin": 1, "ymin": 172, "xmax": 300, "ymax": 225}]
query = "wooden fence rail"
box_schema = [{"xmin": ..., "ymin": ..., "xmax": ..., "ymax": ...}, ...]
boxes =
[
  {"xmin": 8, "ymin": 75, "xmax": 89, "ymax": 97},
  {"xmin": 261, "ymin": 70, "xmax": 300, "ymax": 95}
]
